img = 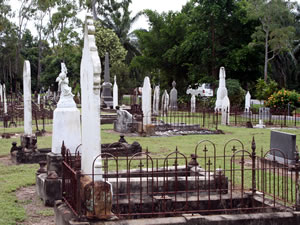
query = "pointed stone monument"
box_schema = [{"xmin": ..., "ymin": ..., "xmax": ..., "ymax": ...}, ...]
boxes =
[
  {"xmin": 51, "ymin": 63, "xmax": 81, "ymax": 154},
  {"xmin": 153, "ymin": 85, "xmax": 160, "ymax": 115},
  {"xmin": 169, "ymin": 81, "xmax": 178, "ymax": 110},
  {"xmin": 101, "ymin": 52, "xmax": 113, "ymax": 108},
  {"xmin": 215, "ymin": 67, "xmax": 228, "ymax": 111},
  {"xmin": 113, "ymin": 75, "xmax": 118, "ymax": 109},
  {"xmin": 142, "ymin": 76, "xmax": 152, "ymax": 126},
  {"xmin": 161, "ymin": 90, "xmax": 169, "ymax": 116},
  {"xmin": 23, "ymin": 60, "xmax": 32, "ymax": 135}
]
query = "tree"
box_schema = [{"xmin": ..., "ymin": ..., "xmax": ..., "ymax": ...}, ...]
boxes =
[{"xmin": 247, "ymin": 0, "xmax": 296, "ymax": 81}]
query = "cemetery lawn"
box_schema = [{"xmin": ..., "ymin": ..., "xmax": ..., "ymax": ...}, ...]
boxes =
[{"xmin": 0, "ymin": 124, "xmax": 299, "ymax": 224}]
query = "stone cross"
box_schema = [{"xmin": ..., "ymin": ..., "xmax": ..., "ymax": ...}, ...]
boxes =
[
  {"xmin": 80, "ymin": 15, "xmax": 102, "ymax": 180},
  {"xmin": 153, "ymin": 85, "xmax": 160, "ymax": 115},
  {"xmin": 169, "ymin": 81, "xmax": 178, "ymax": 110},
  {"xmin": 23, "ymin": 60, "xmax": 32, "ymax": 135},
  {"xmin": 215, "ymin": 67, "xmax": 228, "ymax": 111},
  {"xmin": 3, "ymin": 84, "xmax": 7, "ymax": 114},
  {"xmin": 161, "ymin": 90, "xmax": 169, "ymax": 116},
  {"xmin": 245, "ymin": 91, "xmax": 251, "ymax": 112},
  {"xmin": 186, "ymin": 87, "xmax": 202, "ymax": 113},
  {"xmin": 113, "ymin": 76, "xmax": 118, "ymax": 109},
  {"xmin": 221, "ymin": 96, "xmax": 230, "ymax": 125},
  {"xmin": 142, "ymin": 76, "xmax": 152, "ymax": 125}
]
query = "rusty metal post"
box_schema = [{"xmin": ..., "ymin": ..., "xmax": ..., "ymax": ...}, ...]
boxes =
[
  {"xmin": 76, "ymin": 170, "xmax": 81, "ymax": 217},
  {"xmin": 251, "ymin": 137, "xmax": 257, "ymax": 195}
]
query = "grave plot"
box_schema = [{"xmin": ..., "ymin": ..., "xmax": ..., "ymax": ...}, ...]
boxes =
[{"xmin": 56, "ymin": 138, "xmax": 300, "ymax": 224}]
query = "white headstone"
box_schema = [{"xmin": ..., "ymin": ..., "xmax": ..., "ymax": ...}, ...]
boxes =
[
  {"xmin": 161, "ymin": 90, "xmax": 169, "ymax": 116},
  {"xmin": 80, "ymin": 15, "xmax": 102, "ymax": 180},
  {"xmin": 0, "ymin": 84, "xmax": 3, "ymax": 103},
  {"xmin": 23, "ymin": 61, "xmax": 32, "ymax": 135},
  {"xmin": 215, "ymin": 67, "xmax": 228, "ymax": 111},
  {"xmin": 169, "ymin": 81, "xmax": 178, "ymax": 110},
  {"xmin": 142, "ymin": 76, "xmax": 152, "ymax": 125},
  {"xmin": 245, "ymin": 91, "xmax": 251, "ymax": 112},
  {"xmin": 186, "ymin": 87, "xmax": 202, "ymax": 113},
  {"xmin": 113, "ymin": 76, "xmax": 118, "ymax": 109},
  {"xmin": 37, "ymin": 94, "xmax": 40, "ymax": 105},
  {"xmin": 3, "ymin": 84, "xmax": 7, "ymax": 114},
  {"xmin": 52, "ymin": 63, "xmax": 81, "ymax": 154},
  {"xmin": 153, "ymin": 85, "xmax": 160, "ymax": 115},
  {"xmin": 221, "ymin": 96, "xmax": 230, "ymax": 125}
]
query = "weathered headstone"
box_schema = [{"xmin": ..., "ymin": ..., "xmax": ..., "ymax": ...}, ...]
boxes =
[
  {"xmin": 113, "ymin": 75, "xmax": 118, "ymax": 109},
  {"xmin": 101, "ymin": 52, "xmax": 113, "ymax": 108},
  {"xmin": 215, "ymin": 67, "xmax": 228, "ymax": 111},
  {"xmin": 267, "ymin": 130, "xmax": 297, "ymax": 164},
  {"xmin": 114, "ymin": 108, "xmax": 133, "ymax": 133},
  {"xmin": 3, "ymin": 84, "xmax": 7, "ymax": 114},
  {"xmin": 80, "ymin": 15, "xmax": 102, "ymax": 179},
  {"xmin": 186, "ymin": 87, "xmax": 202, "ymax": 113},
  {"xmin": 221, "ymin": 95, "xmax": 230, "ymax": 125},
  {"xmin": 169, "ymin": 81, "xmax": 178, "ymax": 110},
  {"xmin": 0, "ymin": 84, "xmax": 3, "ymax": 103},
  {"xmin": 23, "ymin": 60, "xmax": 32, "ymax": 135},
  {"xmin": 161, "ymin": 90, "xmax": 169, "ymax": 116},
  {"xmin": 142, "ymin": 76, "xmax": 152, "ymax": 125},
  {"xmin": 245, "ymin": 91, "xmax": 251, "ymax": 112},
  {"xmin": 153, "ymin": 85, "xmax": 160, "ymax": 115},
  {"xmin": 51, "ymin": 63, "xmax": 81, "ymax": 154}
]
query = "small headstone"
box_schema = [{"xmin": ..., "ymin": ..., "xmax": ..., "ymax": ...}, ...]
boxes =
[
  {"xmin": 161, "ymin": 90, "xmax": 169, "ymax": 116},
  {"xmin": 245, "ymin": 91, "xmax": 251, "ymax": 112},
  {"xmin": 37, "ymin": 94, "xmax": 41, "ymax": 105},
  {"xmin": 267, "ymin": 130, "xmax": 297, "ymax": 164},
  {"xmin": 254, "ymin": 119, "xmax": 265, "ymax": 128},
  {"xmin": 3, "ymin": 84, "xmax": 7, "ymax": 114},
  {"xmin": 153, "ymin": 85, "xmax": 160, "ymax": 115},
  {"xmin": 101, "ymin": 52, "xmax": 113, "ymax": 108},
  {"xmin": 215, "ymin": 67, "xmax": 228, "ymax": 111},
  {"xmin": 142, "ymin": 76, "xmax": 152, "ymax": 125},
  {"xmin": 221, "ymin": 96, "xmax": 230, "ymax": 125},
  {"xmin": 113, "ymin": 76, "xmax": 118, "ymax": 109},
  {"xmin": 114, "ymin": 107, "xmax": 133, "ymax": 133},
  {"xmin": 169, "ymin": 81, "xmax": 178, "ymax": 110},
  {"xmin": 23, "ymin": 60, "xmax": 32, "ymax": 135}
]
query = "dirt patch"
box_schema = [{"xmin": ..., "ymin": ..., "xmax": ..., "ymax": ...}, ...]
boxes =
[
  {"xmin": 16, "ymin": 185, "xmax": 55, "ymax": 225},
  {"xmin": 0, "ymin": 155, "xmax": 15, "ymax": 166}
]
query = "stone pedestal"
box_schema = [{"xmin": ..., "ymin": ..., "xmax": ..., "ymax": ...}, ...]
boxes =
[
  {"xmin": 52, "ymin": 107, "xmax": 81, "ymax": 154},
  {"xmin": 47, "ymin": 152, "xmax": 63, "ymax": 177},
  {"xmin": 102, "ymin": 82, "xmax": 113, "ymax": 108}
]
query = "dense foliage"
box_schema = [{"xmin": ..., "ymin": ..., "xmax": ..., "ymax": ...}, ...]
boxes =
[{"xmin": 265, "ymin": 89, "xmax": 300, "ymax": 110}]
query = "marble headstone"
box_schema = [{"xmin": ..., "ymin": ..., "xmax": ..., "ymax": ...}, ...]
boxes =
[
  {"xmin": 3, "ymin": 84, "xmax": 7, "ymax": 114},
  {"xmin": 113, "ymin": 76, "xmax": 118, "ymax": 109},
  {"xmin": 23, "ymin": 60, "xmax": 32, "ymax": 135},
  {"xmin": 245, "ymin": 91, "xmax": 251, "ymax": 112},
  {"xmin": 142, "ymin": 76, "xmax": 152, "ymax": 125},
  {"xmin": 114, "ymin": 108, "xmax": 133, "ymax": 133},
  {"xmin": 169, "ymin": 81, "xmax": 178, "ymax": 110},
  {"xmin": 221, "ymin": 96, "xmax": 230, "ymax": 125},
  {"xmin": 0, "ymin": 84, "xmax": 2, "ymax": 103},
  {"xmin": 80, "ymin": 15, "xmax": 102, "ymax": 180},
  {"xmin": 153, "ymin": 85, "xmax": 160, "ymax": 115},
  {"xmin": 161, "ymin": 90, "xmax": 169, "ymax": 116},
  {"xmin": 101, "ymin": 52, "xmax": 113, "ymax": 108},
  {"xmin": 215, "ymin": 67, "xmax": 228, "ymax": 111}
]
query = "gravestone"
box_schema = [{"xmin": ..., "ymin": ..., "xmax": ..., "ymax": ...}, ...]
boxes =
[
  {"xmin": 186, "ymin": 87, "xmax": 202, "ymax": 113},
  {"xmin": 23, "ymin": 60, "xmax": 32, "ymax": 135},
  {"xmin": 215, "ymin": 67, "xmax": 228, "ymax": 111},
  {"xmin": 161, "ymin": 90, "xmax": 169, "ymax": 116},
  {"xmin": 80, "ymin": 15, "xmax": 102, "ymax": 179},
  {"xmin": 3, "ymin": 84, "xmax": 7, "ymax": 114},
  {"xmin": 114, "ymin": 107, "xmax": 133, "ymax": 133},
  {"xmin": 169, "ymin": 81, "xmax": 178, "ymax": 110},
  {"xmin": 245, "ymin": 91, "xmax": 251, "ymax": 112},
  {"xmin": 37, "ymin": 94, "xmax": 40, "ymax": 105},
  {"xmin": 101, "ymin": 52, "xmax": 113, "ymax": 108},
  {"xmin": 113, "ymin": 75, "xmax": 118, "ymax": 109},
  {"xmin": 267, "ymin": 130, "xmax": 297, "ymax": 164},
  {"xmin": 221, "ymin": 96, "xmax": 230, "ymax": 125},
  {"xmin": 259, "ymin": 107, "xmax": 270, "ymax": 119},
  {"xmin": 0, "ymin": 84, "xmax": 2, "ymax": 103},
  {"xmin": 51, "ymin": 63, "xmax": 81, "ymax": 154},
  {"xmin": 142, "ymin": 76, "xmax": 152, "ymax": 125},
  {"xmin": 153, "ymin": 85, "xmax": 160, "ymax": 115}
]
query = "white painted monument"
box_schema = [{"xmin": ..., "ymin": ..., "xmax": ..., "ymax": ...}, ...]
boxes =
[
  {"xmin": 186, "ymin": 87, "xmax": 202, "ymax": 113},
  {"xmin": 161, "ymin": 90, "xmax": 169, "ymax": 116},
  {"xmin": 51, "ymin": 62, "xmax": 81, "ymax": 154},
  {"xmin": 23, "ymin": 60, "xmax": 32, "ymax": 135},
  {"xmin": 37, "ymin": 94, "xmax": 41, "ymax": 105},
  {"xmin": 142, "ymin": 76, "xmax": 152, "ymax": 125},
  {"xmin": 153, "ymin": 85, "xmax": 160, "ymax": 115},
  {"xmin": 245, "ymin": 91, "xmax": 251, "ymax": 112},
  {"xmin": 215, "ymin": 67, "xmax": 228, "ymax": 111},
  {"xmin": 221, "ymin": 96, "xmax": 230, "ymax": 125},
  {"xmin": 3, "ymin": 84, "xmax": 7, "ymax": 114},
  {"xmin": 113, "ymin": 75, "xmax": 118, "ymax": 109},
  {"xmin": 80, "ymin": 15, "xmax": 102, "ymax": 179},
  {"xmin": 0, "ymin": 84, "xmax": 2, "ymax": 103}
]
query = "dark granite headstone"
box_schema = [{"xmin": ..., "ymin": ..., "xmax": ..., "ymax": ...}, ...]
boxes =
[{"xmin": 268, "ymin": 130, "xmax": 297, "ymax": 164}]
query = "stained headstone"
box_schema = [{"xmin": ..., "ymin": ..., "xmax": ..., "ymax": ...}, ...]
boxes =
[
  {"xmin": 101, "ymin": 52, "xmax": 113, "ymax": 108},
  {"xmin": 23, "ymin": 60, "xmax": 32, "ymax": 135},
  {"xmin": 153, "ymin": 85, "xmax": 160, "ymax": 115},
  {"xmin": 161, "ymin": 90, "xmax": 169, "ymax": 116},
  {"xmin": 215, "ymin": 67, "xmax": 228, "ymax": 111},
  {"xmin": 80, "ymin": 15, "xmax": 102, "ymax": 179},
  {"xmin": 186, "ymin": 87, "xmax": 202, "ymax": 113},
  {"xmin": 169, "ymin": 81, "xmax": 178, "ymax": 110},
  {"xmin": 245, "ymin": 91, "xmax": 251, "ymax": 112},
  {"xmin": 221, "ymin": 95, "xmax": 230, "ymax": 125},
  {"xmin": 52, "ymin": 63, "xmax": 81, "ymax": 154},
  {"xmin": 142, "ymin": 76, "xmax": 152, "ymax": 125},
  {"xmin": 268, "ymin": 130, "xmax": 297, "ymax": 164},
  {"xmin": 113, "ymin": 76, "xmax": 118, "ymax": 109},
  {"xmin": 114, "ymin": 107, "xmax": 133, "ymax": 133}
]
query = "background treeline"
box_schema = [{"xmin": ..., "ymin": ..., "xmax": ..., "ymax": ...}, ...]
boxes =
[{"xmin": 1, "ymin": 0, "xmax": 300, "ymax": 104}]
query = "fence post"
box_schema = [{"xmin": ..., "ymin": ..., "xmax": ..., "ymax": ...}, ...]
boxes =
[
  {"xmin": 295, "ymin": 149, "xmax": 300, "ymax": 210},
  {"xmin": 251, "ymin": 136, "xmax": 256, "ymax": 195},
  {"xmin": 76, "ymin": 170, "xmax": 82, "ymax": 218}
]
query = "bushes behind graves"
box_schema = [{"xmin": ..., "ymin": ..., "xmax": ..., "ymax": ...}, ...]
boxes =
[
  {"xmin": 265, "ymin": 89, "xmax": 300, "ymax": 110},
  {"xmin": 226, "ymin": 79, "xmax": 246, "ymax": 107}
]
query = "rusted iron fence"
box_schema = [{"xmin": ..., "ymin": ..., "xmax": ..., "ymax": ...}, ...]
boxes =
[{"xmin": 62, "ymin": 138, "xmax": 300, "ymax": 220}]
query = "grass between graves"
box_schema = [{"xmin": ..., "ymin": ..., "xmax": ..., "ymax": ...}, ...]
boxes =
[{"xmin": 0, "ymin": 124, "xmax": 299, "ymax": 224}]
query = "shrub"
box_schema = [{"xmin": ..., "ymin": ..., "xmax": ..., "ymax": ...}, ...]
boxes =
[
  {"xmin": 255, "ymin": 78, "xmax": 278, "ymax": 101},
  {"xmin": 226, "ymin": 79, "xmax": 246, "ymax": 107},
  {"xmin": 265, "ymin": 89, "xmax": 300, "ymax": 110}
]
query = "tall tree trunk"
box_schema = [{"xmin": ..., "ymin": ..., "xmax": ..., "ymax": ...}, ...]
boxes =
[
  {"xmin": 264, "ymin": 30, "xmax": 269, "ymax": 82},
  {"xmin": 211, "ymin": 16, "xmax": 217, "ymax": 79},
  {"xmin": 37, "ymin": 39, "xmax": 42, "ymax": 90}
]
